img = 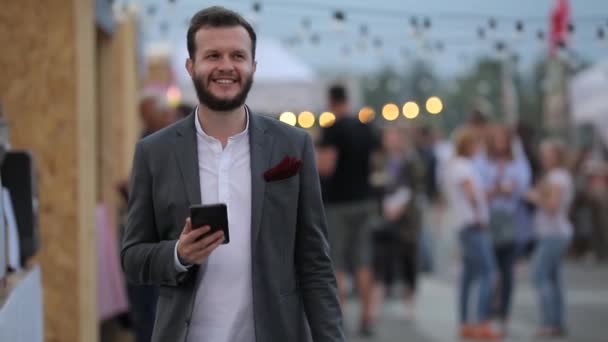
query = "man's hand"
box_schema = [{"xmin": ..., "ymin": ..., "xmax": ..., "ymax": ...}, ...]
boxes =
[{"xmin": 177, "ymin": 218, "xmax": 224, "ymax": 265}]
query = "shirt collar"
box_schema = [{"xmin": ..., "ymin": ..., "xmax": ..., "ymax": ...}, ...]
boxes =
[{"xmin": 195, "ymin": 106, "xmax": 250, "ymax": 143}]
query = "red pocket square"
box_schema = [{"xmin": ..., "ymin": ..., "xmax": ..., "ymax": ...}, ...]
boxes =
[{"xmin": 264, "ymin": 156, "xmax": 302, "ymax": 182}]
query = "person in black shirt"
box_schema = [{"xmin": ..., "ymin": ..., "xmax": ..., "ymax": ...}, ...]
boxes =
[{"xmin": 317, "ymin": 85, "xmax": 380, "ymax": 336}]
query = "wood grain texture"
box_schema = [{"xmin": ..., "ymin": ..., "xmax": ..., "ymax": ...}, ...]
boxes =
[
  {"xmin": 0, "ymin": 1, "xmax": 97, "ymax": 341},
  {"xmin": 112, "ymin": 13, "xmax": 141, "ymax": 185}
]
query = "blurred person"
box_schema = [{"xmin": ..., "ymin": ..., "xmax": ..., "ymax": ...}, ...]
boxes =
[
  {"xmin": 443, "ymin": 127, "xmax": 500, "ymax": 340},
  {"xmin": 122, "ymin": 7, "xmax": 344, "ymax": 342},
  {"xmin": 510, "ymin": 122, "xmax": 536, "ymax": 260},
  {"xmin": 317, "ymin": 84, "xmax": 380, "ymax": 336},
  {"xmin": 526, "ymin": 139, "xmax": 574, "ymax": 338},
  {"xmin": 433, "ymin": 128, "xmax": 454, "ymax": 199},
  {"xmin": 569, "ymin": 148, "xmax": 594, "ymax": 259},
  {"xmin": 414, "ymin": 125, "xmax": 438, "ymax": 203},
  {"xmin": 413, "ymin": 126, "xmax": 438, "ymax": 274},
  {"xmin": 370, "ymin": 125, "xmax": 424, "ymax": 321},
  {"xmin": 568, "ymin": 149, "xmax": 608, "ymax": 263},
  {"xmin": 582, "ymin": 160, "xmax": 608, "ymax": 263},
  {"xmin": 139, "ymin": 92, "xmax": 158, "ymax": 137},
  {"xmin": 140, "ymin": 93, "xmax": 178, "ymax": 138},
  {"xmin": 467, "ymin": 110, "xmax": 496, "ymax": 175},
  {"xmin": 515, "ymin": 122, "xmax": 541, "ymax": 185},
  {"xmin": 481, "ymin": 125, "xmax": 530, "ymax": 334},
  {"xmin": 467, "ymin": 109, "xmax": 493, "ymax": 145},
  {"xmin": 121, "ymin": 92, "xmax": 179, "ymax": 342}
]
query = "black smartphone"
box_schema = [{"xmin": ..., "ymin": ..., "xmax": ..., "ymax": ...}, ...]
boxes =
[{"xmin": 189, "ymin": 203, "xmax": 230, "ymax": 244}]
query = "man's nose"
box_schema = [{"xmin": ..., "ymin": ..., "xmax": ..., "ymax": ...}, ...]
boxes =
[{"xmin": 217, "ymin": 55, "xmax": 235, "ymax": 71}]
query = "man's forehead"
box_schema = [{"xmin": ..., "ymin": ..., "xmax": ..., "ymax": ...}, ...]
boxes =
[{"xmin": 194, "ymin": 26, "xmax": 251, "ymax": 46}]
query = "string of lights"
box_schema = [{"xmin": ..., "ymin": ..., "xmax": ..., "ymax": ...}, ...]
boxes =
[
  {"xmin": 131, "ymin": 0, "xmax": 607, "ymax": 71},
  {"xmin": 157, "ymin": 0, "xmax": 608, "ymax": 22},
  {"xmin": 253, "ymin": 0, "xmax": 607, "ymax": 23},
  {"xmin": 140, "ymin": 1, "xmax": 608, "ymax": 49}
]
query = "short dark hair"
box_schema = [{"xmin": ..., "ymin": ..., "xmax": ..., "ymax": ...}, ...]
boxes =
[
  {"xmin": 329, "ymin": 84, "xmax": 348, "ymax": 104},
  {"xmin": 187, "ymin": 6, "xmax": 257, "ymax": 60}
]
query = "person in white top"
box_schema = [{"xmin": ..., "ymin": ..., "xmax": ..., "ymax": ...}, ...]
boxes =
[
  {"xmin": 121, "ymin": 6, "xmax": 344, "ymax": 342},
  {"xmin": 443, "ymin": 126, "xmax": 500, "ymax": 340},
  {"xmin": 526, "ymin": 139, "xmax": 573, "ymax": 338}
]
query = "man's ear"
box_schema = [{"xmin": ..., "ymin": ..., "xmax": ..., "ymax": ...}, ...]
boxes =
[
  {"xmin": 252, "ymin": 60, "xmax": 257, "ymax": 74},
  {"xmin": 186, "ymin": 58, "xmax": 194, "ymax": 78}
]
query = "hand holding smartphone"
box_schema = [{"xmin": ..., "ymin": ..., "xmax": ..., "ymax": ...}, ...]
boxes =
[{"xmin": 189, "ymin": 203, "xmax": 230, "ymax": 244}]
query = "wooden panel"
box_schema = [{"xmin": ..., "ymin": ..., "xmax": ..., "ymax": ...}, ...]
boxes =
[
  {"xmin": 0, "ymin": 0, "xmax": 97, "ymax": 341},
  {"xmin": 97, "ymin": 30, "xmax": 117, "ymax": 209},
  {"xmin": 112, "ymin": 13, "xmax": 141, "ymax": 180},
  {"xmin": 75, "ymin": 0, "xmax": 98, "ymax": 340}
]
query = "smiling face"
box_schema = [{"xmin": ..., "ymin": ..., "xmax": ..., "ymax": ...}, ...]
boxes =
[{"xmin": 186, "ymin": 26, "xmax": 256, "ymax": 111}]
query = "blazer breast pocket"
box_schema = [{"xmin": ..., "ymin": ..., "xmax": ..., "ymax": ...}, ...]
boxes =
[
  {"xmin": 263, "ymin": 176, "xmax": 299, "ymax": 246},
  {"xmin": 265, "ymin": 175, "xmax": 299, "ymax": 206}
]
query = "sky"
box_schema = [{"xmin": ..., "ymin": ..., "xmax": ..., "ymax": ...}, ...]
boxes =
[{"xmin": 126, "ymin": 0, "xmax": 608, "ymax": 76}]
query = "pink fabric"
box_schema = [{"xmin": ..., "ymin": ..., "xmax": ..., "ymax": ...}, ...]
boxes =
[{"xmin": 96, "ymin": 204, "xmax": 129, "ymax": 321}]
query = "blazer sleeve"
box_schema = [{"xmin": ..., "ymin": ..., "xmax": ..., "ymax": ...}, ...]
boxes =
[
  {"xmin": 295, "ymin": 133, "xmax": 346, "ymax": 341},
  {"xmin": 121, "ymin": 141, "xmax": 192, "ymax": 287}
]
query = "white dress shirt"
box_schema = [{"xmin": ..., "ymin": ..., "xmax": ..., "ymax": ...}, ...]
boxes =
[{"xmin": 174, "ymin": 108, "xmax": 254, "ymax": 342}]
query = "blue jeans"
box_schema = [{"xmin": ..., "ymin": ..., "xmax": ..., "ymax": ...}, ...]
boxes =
[
  {"xmin": 531, "ymin": 237, "xmax": 569, "ymax": 329},
  {"xmin": 459, "ymin": 226, "xmax": 496, "ymax": 324},
  {"xmin": 494, "ymin": 242, "xmax": 517, "ymax": 320}
]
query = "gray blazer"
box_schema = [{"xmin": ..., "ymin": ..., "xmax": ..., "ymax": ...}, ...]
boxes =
[{"xmin": 121, "ymin": 111, "xmax": 344, "ymax": 342}]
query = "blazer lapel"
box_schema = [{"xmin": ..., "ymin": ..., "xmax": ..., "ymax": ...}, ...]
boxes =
[
  {"xmin": 174, "ymin": 113, "xmax": 202, "ymax": 206},
  {"xmin": 249, "ymin": 113, "xmax": 274, "ymax": 257}
]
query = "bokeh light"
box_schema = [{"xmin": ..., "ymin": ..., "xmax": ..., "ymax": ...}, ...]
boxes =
[
  {"xmin": 166, "ymin": 86, "xmax": 181, "ymax": 107},
  {"xmin": 426, "ymin": 96, "xmax": 443, "ymax": 114},
  {"xmin": 298, "ymin": 111, "xmax": 316, "ymax": 128},
  {"xmin": 382, "ymin": 103, "xmax": 400, "ymax": 121},
  {"xmin": 319, "ymin": 112, "xmax": 336, "ymax": 128},
  {"xmin": 279, "ymin": 112, "xmax": 297, "ymax": 126},
  {"xmin": 403, "ymin": 101, "xmax": 420, "ymax": 119},
  {"xmin": 358, "ymin": 106, "xmax": 376, "ymax": 123}
]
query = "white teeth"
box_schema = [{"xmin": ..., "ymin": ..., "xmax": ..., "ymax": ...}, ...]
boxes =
[{"xmin": 215, "ymin": 79, "xmax": 235, "ymax": 84}]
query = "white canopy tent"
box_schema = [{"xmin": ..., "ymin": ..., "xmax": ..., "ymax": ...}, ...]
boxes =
[
  {"xmin": 570, "ymin": 59, "xmax": 608, "ymax": 146},
  {"xmin": 170, "ymin": 37, "xmax": 322, "ymax": 115}
]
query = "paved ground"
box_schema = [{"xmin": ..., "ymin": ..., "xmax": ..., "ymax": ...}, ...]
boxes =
[{"xmin": 343, "ymin": 258, "xmax": 608, "ymax": 342}]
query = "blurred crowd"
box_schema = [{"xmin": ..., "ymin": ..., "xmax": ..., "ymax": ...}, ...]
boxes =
[{"xmin": 312, "ymin": 84, "xmax": 608, "ymax": 340}]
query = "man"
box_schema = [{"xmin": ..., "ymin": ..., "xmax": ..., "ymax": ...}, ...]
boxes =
[
  {"xmin": 317, "ymin": 85, "xmax": 380, "ymax": 336},
  {"xmin": 121, "ymin": 7, "xmax": 344, "ymax": 342}
]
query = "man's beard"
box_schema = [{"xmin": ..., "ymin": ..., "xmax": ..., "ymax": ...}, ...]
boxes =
[{"xmin": 191, "ymin": 73, "xmax": 253, "ymax": 111}]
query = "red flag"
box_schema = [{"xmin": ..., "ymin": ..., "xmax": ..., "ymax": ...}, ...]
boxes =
[{"xmin": 550, "ymin": 0, "xmax": 570, "ymax": 54}]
